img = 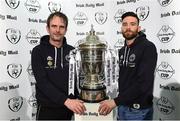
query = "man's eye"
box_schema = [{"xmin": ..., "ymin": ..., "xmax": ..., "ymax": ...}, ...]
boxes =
[
  {"xmin": 131, "ymin": 23, "xmax": 137, "ymax": 26},
  {"xmin": 51, "ymin": 25, "xmax": 56, "ymax": 28},
  {"xmin": 122, "ymin": 23, "xmax": 127, "ymax": 26},
  {"xmin": 59, "ymin": 26, "xmax": 65, "ymax": 29}
]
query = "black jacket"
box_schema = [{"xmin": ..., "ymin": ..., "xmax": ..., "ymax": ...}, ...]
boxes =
[
  {"xmin": 114, "ymin": 31, "xmax": 157, "ymax": 109},
  {"xmin": 31, "ymin": 35, "xmax": 75, "ymax": 107}
]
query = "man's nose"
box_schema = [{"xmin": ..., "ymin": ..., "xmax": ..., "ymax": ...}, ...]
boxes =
[
  {"xmin": 56, "ymin": 27, "xmax": 61, "ymax": 32},
  {"xmin": 126, "ymin": 24, "xmax": 131, "ymax": 29}
]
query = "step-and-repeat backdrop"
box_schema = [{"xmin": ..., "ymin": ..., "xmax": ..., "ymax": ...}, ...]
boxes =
[{"xmin": 0, "ymin": 0, "xmax": 180, "ymax": 120}]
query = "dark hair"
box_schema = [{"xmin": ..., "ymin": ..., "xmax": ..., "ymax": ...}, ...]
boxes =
[
  {"xmin": 46, "ymin": 12, "xmax": 68, "ymax": 28},
  {"xmin": 121, "ymin": 12, "xmax": 139, "ymax": 24}
]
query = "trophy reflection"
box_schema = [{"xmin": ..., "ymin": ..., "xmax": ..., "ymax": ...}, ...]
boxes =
[{"xmin": 77, "ymin": 25, "xmax": 107, "ymax": 103}]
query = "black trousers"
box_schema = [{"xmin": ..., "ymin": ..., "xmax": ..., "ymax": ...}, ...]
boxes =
[{"xmin": 36, "ymin": 104, "xmax": 73, "ymax": 120}]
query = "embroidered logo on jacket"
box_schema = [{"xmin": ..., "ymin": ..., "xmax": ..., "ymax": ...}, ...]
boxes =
[{"xmin": 46, "ymin": 56, "xmax": 54, "ymax": 68}]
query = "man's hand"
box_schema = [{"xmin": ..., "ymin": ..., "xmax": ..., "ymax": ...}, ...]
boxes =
[
  {"xmin": 64, "ymin": 98, "xmax": 86, "ymax": 114},
  {"xmin": 98, "ymin": 99, "xmax": 116, "ymax": 115}
]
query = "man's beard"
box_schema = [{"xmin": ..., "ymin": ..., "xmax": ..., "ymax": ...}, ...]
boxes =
[{"xmin": 122, "ymin": 30, "xmax": 138, "ymax": 40}]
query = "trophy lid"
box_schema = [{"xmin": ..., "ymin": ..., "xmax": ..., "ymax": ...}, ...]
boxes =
[{"xmin": 79, "ymin": 25, "xmax": 107, "ymax": 49}]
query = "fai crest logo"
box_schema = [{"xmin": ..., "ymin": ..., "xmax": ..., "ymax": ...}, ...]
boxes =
[
  {"xmin": 5, "ymin": 0, "xmax": 20, "ymax": 9},
  {"xmin": 129, "ymin": 54, "xmax": 136, "ymax": 62},
  {"xmin": 26, "ymin": 29, "xmax": 41, "ymax": 45},
  {"xmin": 6, "ymin": 28, "xmax": 21, "ymax": 44},
  {"xmin": 156, "ymin": 62, "xmax": 175, "ymax": 79},
  {"xmin": 156, "ymin": 96, "xmax": 174, "ymax": 115},
  {"xmin": 158, "ymin": 0, "xmax": 173, "ymax": 7},
  {"xmin": 136, "ymin": 6, "xmax": 150, "ymax": 21},
  {"xmin": 7, "ymin": 63, "xmax": 22, "ymax": 79},
  {"xmin": 157, "ymin": 25, "xmax": 175, "ymax": 43},
  {"xmin": 48, "ymin": 2, "xmax": 61, "ymax": 13},
  {"xmin": 25, "ymin": 0, "xmax": 41, "ymax": 13},
  {"xmin": 73, "ymin": 12, "xmax": 88, "ymax": 26},
  {"xmin": 8, "ymin": 96, "xmax": 23, "ymax": 112},
  {"xmin": 95, "ymin": 12, "xmax": 108, "ymax": 25},
  {"xmin": 114, "ymin": 9, "xmax": 126, "ymax": 24}
]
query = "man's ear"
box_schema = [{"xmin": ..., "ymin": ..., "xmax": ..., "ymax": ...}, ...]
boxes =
[
  {"xmin": 138, "ymin": 26, "xmax": 141, "ymax": 32},
  {"xmin": 46, "ymin": 26, "xmax": 50, "ymax": 34}
]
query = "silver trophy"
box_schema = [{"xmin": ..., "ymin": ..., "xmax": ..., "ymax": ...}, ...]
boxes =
[
  {"xmin": 68, "ymin": 25, "xmax": 119, "ymax": 103},
  {"xmin": 77, "ymin": 26, "xmax": 107, "ymax": 102}
]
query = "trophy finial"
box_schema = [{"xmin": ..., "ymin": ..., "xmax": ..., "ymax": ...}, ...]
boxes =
[{"xmin": 90, "ymin": 24, "xmax": 95, "ymax": 35}]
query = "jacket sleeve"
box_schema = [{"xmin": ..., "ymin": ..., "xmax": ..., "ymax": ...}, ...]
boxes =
[
  {"xmin": 114, "ymin": 42, "xmax": 157, "ymax": 106},
  {"xmin": 31, "ymin": 47, "xmax": 68, "ymax": 106}
]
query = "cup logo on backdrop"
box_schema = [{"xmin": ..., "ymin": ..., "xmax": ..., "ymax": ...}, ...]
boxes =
[
  {"xmin": 74, "ymin": 39, "xmax": 84, "ymax": 48},
  {"xmin": 26, "ymin": 29, "xmax": 41, "ymax": 45},
  {"xmin": 73, "ymin": 12, "xmax": 88, "ymax": 26},
  {"xmin": 114, "ymin": 38, "xmax": 124, "ymax": 50},
  {"xmin": 24, "ymin": 0, "xmax": 41, "ymax": 13},
  {"xmin": 95, "ymin": 12, "xmax": 108, "ymax": 25},
  {"xmin": 156, "ymin": 96, "xmax": 174, "ymax": 115},
  {"xmin": 6, "ymin": 28, "xmax": 21, "ymax": 44},
  {"xmin": 28, "ymin": 92, "xmax": 37, "ymax": 108},
  {"xmin": 27, "ymin": 63, "xmax": 36, "ymax": 87},
  {"xmin": 5, "ymin": 0, "xmax": 20, "ymax": 9},
  {"xmin": 156, "ymin": 61, "xmax": 175, "ymax": 80},
  {"xmin": 27, "ymin": 64, "xmax": 33, "ymax": 76},
  {"xmin": 48, "ymin": 2, "xmax": 61, "ymax": 13},
  {"xmin": 7, "ymin": 63, "xmax": 22, "ymax": 79},
  {"xmin": 136, "ymin": 6, "xmax": 150, "ymax": 21},
  {"xmin": 114, "ymin": 9, "xmax": 126, "ymax": 24},
  {"xmin": 158, "ymin": 0, "xmax": 173, "ymax": 7},
  {"xmin": 157, "ymin": 25, "xmax": 175, "ymax": 43},
  {"xmin": 8, "ymin": 96, "xmax": 23, "ymax": 112}
]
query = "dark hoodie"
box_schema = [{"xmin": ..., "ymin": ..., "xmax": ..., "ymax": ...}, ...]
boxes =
[
  {"xmin": 31, "ymin": 35, "xmax": 75, "ymax": 107},
  {"xmin": 114, "ymin": 31, "xmax": 157, "ymax": 109}
]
